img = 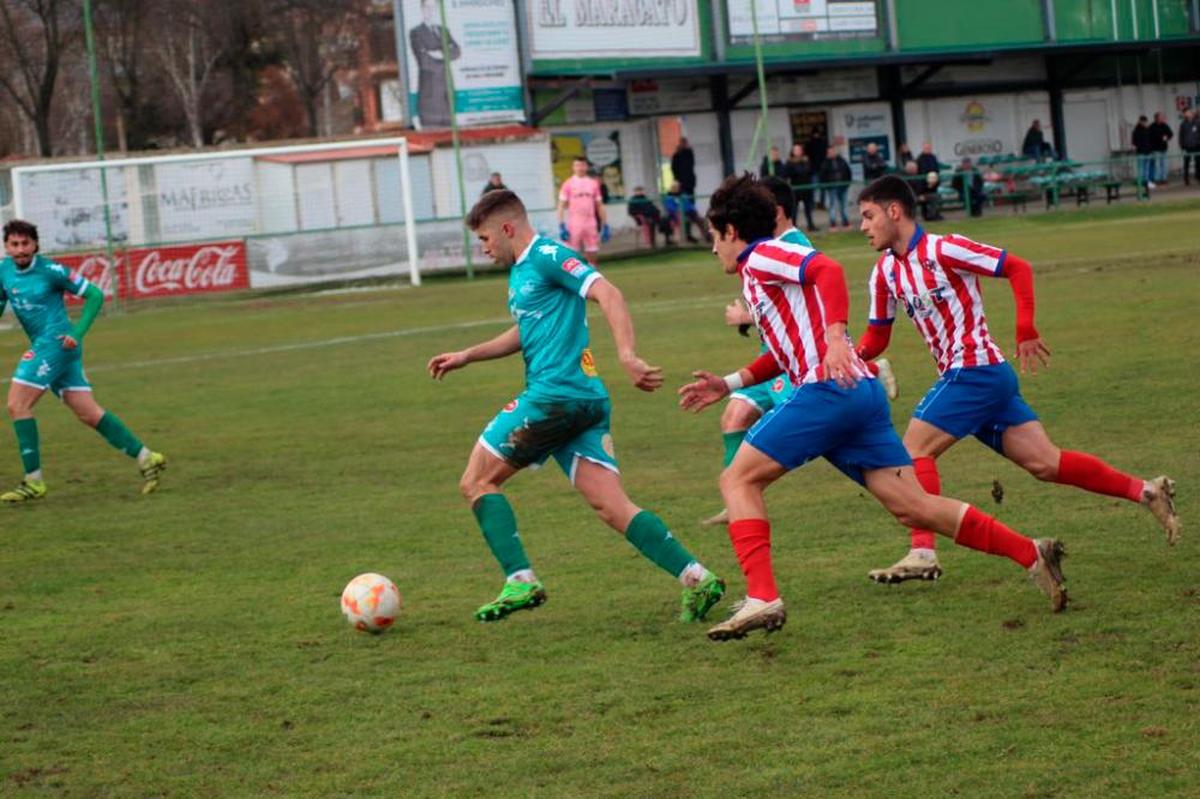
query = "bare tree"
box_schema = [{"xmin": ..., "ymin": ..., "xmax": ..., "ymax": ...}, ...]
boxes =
[
  {"xmin": 153, "ymin": 0, "xmax": 225, "ymax": 147},
  {"xmin": 270, "ymin": 0, "xmax": 363, "ymax": 137},
  {"xmin": 95, "ymin": 0, "xmax": 150, "ymax": 151},
  {"xmin": 0, "ymin": 0, "xmax": 77, "ymax": 157}
]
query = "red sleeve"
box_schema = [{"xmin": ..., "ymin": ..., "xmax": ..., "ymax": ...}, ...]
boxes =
[
  {"xmin": 745, "ymin": 351, "xmax": 782, "ymax": 385},
  {"xmin": 856, "ymin": 323, "xmax": 893, "ymax": 361},
  {"xmin": 1002, "ymin": 253, "xmax": 1038, "ymax": 343},
  {"xmin": 802, "ymin": 255, "xmax": 848, "ymax": 324}
]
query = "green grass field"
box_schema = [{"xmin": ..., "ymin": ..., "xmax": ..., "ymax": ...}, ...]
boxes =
[{"xmin": 2, "ymin": 200, "xmax": 1198, "ymax": 797}]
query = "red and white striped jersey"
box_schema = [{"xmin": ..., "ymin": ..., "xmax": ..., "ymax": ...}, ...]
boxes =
[
  {"xmin": 867, "ymin": 227, "xmax": 1007, "ymax": 373},
  {"xmin": 740, "ymin": 238, "xmax": 872, "ymax": 386}
]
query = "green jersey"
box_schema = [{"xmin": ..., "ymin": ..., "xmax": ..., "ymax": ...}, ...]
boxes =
[
  {"xmin": 0, "ymin": 255, "xmax": 90, "ymax": 343},
  {"xmin": 508, "ymin": 237, "xmax": 607, "ymax": 402}
]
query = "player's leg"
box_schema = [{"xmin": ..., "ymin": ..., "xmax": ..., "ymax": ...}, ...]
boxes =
[
  {"xmin": 2, "ymin": 380, "xmax": 48, "ymax": 502},
  {"xmin": 998, "ymin": 420, "xmax": 1179, "ymax": 544},
  {"xmin": 570, "ymin": 458, "xmax": 725, "ymax": 622},
  {"xmin": 702, "ymin": 393, "xmax": 765, "ymax": 526},
  {"xmin": 61, "ymin": 383, "xmax": 166, "ymax": 494},
  {"xmin": 863, "ymin": 465, "xmax": 1067, "ymax": 611}
]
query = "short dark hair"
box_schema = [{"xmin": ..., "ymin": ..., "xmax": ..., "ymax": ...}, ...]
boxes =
[
  {"xmin": 3, "ymin": 219, "xmax": 38, "ymax": 242},
  {"xmin": 572, "ymin": 155, "xmax": 587, "ymax": 163},
  {"xmin": 706, "ymin": 173, "xmax": 776, "ymax": 244},
  {"xmin": 857, "ymin": 175, "xmax": 916, "ymax": 219},
  {"xmin": 465, "ymin": 189, "xmax": 526, "ymax": 229},
  {"xmin": 761, "ymin": 176, "xmax": 796, "ymax": 224}
]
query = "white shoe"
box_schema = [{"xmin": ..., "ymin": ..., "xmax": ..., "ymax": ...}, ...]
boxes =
[
  {"xmin": 707, "ymin": 596, "xmax": 786, "ymax": 641},
  {"xmin": 1142, "ymin": 476, "xmax": 1180, "ymax": 545},
  {"xmin": 875, "ymin": 357, "xmax": 899, "ymax": 401},
  {"xmin": 868, "ymin": 550, "xmax": 942, "ymax": 584},
  {"xmin": 1147, "ymin": 181, "xmax": 1157, "ymax": 189}
]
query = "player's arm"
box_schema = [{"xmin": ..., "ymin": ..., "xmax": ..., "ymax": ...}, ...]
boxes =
[
  {"xmin": 802, "ymin": 256, "xmax": 858, "ymax": 388},
  {"xmin": 856, "ymin": 263, "xmax": 894, "ymax": 360},
  {"xmin": 58, "ymin": 283, "xmax": 104, "ymax": 350},
  {"xmin": 998, "ymin": 252, "xmax": 1050, "ymax": 373},
  {"xmin": 586, "ymin": 278, "xmax": 662, "ymax": 392},
  {"xmin": 427, "ymin": 325, "xmax": 521, "ymax": 380},
  {"xmin": 678, "ymin": 351, "xmax": 781, "ymax": 414}
]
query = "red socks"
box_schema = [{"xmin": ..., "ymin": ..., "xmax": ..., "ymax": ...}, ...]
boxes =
[
  {"xmin": 954, "ymin": 505, "xmax": 1037, "ymax": 568},
  {"xmin": 909, "ymin": 456, "xmax": 940, "ymax": 550},
  {"xmin": 1054, "ymin": 450, "xmax": 1143, "ymax": 502},
  {"xmin": 728, "ymin": 519, "xmax": 779, "ymax": 601}
]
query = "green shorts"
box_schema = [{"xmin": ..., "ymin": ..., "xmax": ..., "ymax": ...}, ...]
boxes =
[
  {"xmin": 479, "ymin": 394, "xmax": 618, "ymax": 483},
  {"xmin": 730, "ymin": 375, "xmax": 795, "ymax": 415},
  {"xmin": 12, "ymin": 339, "xmax": 91, "ymax": 398}
]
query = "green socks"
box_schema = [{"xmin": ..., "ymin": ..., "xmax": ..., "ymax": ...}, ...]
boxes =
[
  {"xmin": 13, "ymin": 418, "xmax": 40, "ymax": 474},
  {"xmin": 472, "ymin": 493, "xmax": 531, "ymax": 578},
  {"xmin": 95, "ymin": 412, "xmax": 144, "ymax": 458},
  {"xmin": 722, "ymin": 430, "xmax": 747, "ymax": 467},
  {"xmin": 625, "ymin": 510, "xmax": 696, "ymax": 579}
]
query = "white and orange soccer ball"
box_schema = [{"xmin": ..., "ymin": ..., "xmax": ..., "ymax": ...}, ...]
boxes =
[{"xmin": 340, "ymin": 573, "xmax": 402, "ymax": 633}]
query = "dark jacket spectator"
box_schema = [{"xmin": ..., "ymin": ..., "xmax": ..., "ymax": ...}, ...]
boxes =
[
  {"xmin": 804, "ymin": 129, "xmax": 828, "ymax": 174},
  {"xmin": 861, "ymin": 143, "xmax": 888, "ymax": 181},
  {"xmin": 784, "ymin": 145, "xmax": 817, "ymax": 231},
  {"xmin": 895, "ymin": 143, "xmax": 913, "ymax": 169},
  {"xmin": 480, "ymin": 173, "xmax": 507, "ymax": 196},
  {"xmin": 759, "ymin": 146, "xmax": 785, "ymax": 178},
  {"xmin": 670, "ymin": 138, "xmax": 696, "ymax": 195},
  {"xmin": 1180, "ymin": 111, "xmax": 1200, "ymax": 151},
  {"xmin": 1022, "ymin": 120, "xmax": 1046, "ymax": 160},
  {"xmin": 953, "ymin": 158, "xmax": 986, "ymax": 217},
  {"xmin": 818, "ymin": 152, "xmax": 852, "ymax": 184},
  {"xmin": 1132, "ymin": 117, "xmax": 1154, "ymax": 154},
  {"xmin": 916, "ymin": 142, "xmax": 941, "ymax": 176},
  {"xmin": 627, "ymin": 187, "xmax": 672, "ymax": 247},
  {"xmin": 1149, "ymin": 113, "xmax": 1173, "ymax": 152},
  {"xmin": 664, "ymin": 181, "xmax": 709, "ymax": 244}
]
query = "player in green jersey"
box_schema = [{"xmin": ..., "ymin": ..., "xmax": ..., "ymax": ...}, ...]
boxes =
[
  {"xmin": 427, "ymin": 190, "xmax": 725, "ymax": 623},
  {"xmin": 703, "ymin": 176, "xmax": 897, "ymax": 526},
  {"xmin": 0, "ymin": 220, "xmax": 165, "ymax": 501}
]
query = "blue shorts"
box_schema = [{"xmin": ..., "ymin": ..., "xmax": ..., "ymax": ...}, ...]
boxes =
[
  {"xmin": 744, "ymin": 378, "xmax": 912, "ymax": 485},
  {"xmin": 729, "ymin": 375, "xmax": 795, "ymax": 415},
  {"xmin": 913, "ymin": 361, "xmax": 1038, "ymax": 454},
  {"xmin": 478, "ymin": 393, "xmax": 617, "ymax": 483},
  {"xmin": 12, "ymin": 339, "xmax": 91, "ymax": 398}
]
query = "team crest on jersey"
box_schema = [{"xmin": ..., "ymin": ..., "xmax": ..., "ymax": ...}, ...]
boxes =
[
  {"xmin": 579, "ymin": 348, "xmax": 598, "ymax": 377},
  {"xmin": 772, "ymin": 377, "xmax": 784, "ymax": 392},
  {"xmin": 503, "ymin": 398, "xmax": 519, "ymax": 412},
  {"xmin": 21, "ymin": 350, "xmax": 34, "ymax": 361},
  {"xmin": 561, "ymin": 257, "xmax": 587, "ymax": 278}
]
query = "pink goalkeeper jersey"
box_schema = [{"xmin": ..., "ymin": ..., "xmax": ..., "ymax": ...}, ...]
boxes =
[
  {"xmin": 867, "ymin": 226, "xmax": 1007, "ymax": 374},
  {"xmin": 559, "ymin": 175, "xmax": 601, "ymax": 230}
]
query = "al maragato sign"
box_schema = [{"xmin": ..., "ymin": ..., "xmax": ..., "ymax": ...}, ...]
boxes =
[{"xmin": 55, "ymin": 241, "xmax": 250, "ymax": 301}]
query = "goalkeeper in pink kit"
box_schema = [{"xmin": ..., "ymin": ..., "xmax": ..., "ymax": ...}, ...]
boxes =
[{"xmin": 557, "ymin": 156, "xmax": 609, "ymax": 265}]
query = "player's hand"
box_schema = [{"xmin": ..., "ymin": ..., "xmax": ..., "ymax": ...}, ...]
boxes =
[
  {"xmin": 427, "ymin": 351, "xmax": 469, "ymax": 380},
  {"xmin": 725, "ymin": 299, "xmax": 752, "ymax": 327},
  {"xmin": 678, "ymin": 370, "xmax": 729, "ymax": 413},
  {"xmin": 559, "ymin": 223, "xmax": 569, "ymax": 241},
  {"xmin": 600, "ymin": 223, "xmax": 611, "ymax": 243},
  {"xmin": 822, "ymin": 337, "xmax": 859, "ymax": 389},
  {"xmin": 57, "ymin": 334, "xmax": 78, "ymax": 351},
  {"xmin": 1016, "ymin": 338, "xmax": 1051, "ymax": 374},
  {"xmin": 619, "ymin": 354, "xmax": 663, "ymax": 392}
]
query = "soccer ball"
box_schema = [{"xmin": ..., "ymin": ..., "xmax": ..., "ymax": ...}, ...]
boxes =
[{"xmin": 341, "ymin": 573, "xmax": 402, "ymax": 633}]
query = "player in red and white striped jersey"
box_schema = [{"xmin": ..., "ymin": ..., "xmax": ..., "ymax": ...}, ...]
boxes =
[
  {"xmin": 855, "ymin": 175, "xmax": 1179, "ymax": 584},
  {"xmin": 679, "ymin": 174, "xmax": 1068, "ymax": 641}
]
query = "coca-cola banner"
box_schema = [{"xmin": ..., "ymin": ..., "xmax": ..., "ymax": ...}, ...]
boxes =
[{"xmin": 52, "ymin": 241, "xmax": 250, "ymax": 301}]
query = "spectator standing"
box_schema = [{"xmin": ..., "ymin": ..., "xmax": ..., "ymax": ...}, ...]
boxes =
[
  {"xmin": 627, "ymin": 186, "xmax": 672, "ymax": 248},
  {"xmin": 819, "ymin": 146, "xmax": 853, "ymax": 230},
  {"xmin": 805, "ymin": 127, "xmax": 829, "ymax": 208},
  {"xmin": 953, "ymin": 157, "xmax": 986, "ymax": 217},
  {"xmin": 664, "ymin": 181, "xmax": 709, "ymax": 244},
  {"xmin": 916, "ymin": 142, "xmax": 941, "ymax": 176},
  {"xmin": 671, "ymin": 137, "xmax": 697, "ymax": 197},
  {"xmin": 861, "ymin": 142, "xmax": 888, "ymax": 182},
  {"xmin": 784, "ymin": 144, "xmax": 817, "ymax": 232},
  {"xmin": 1132, "ymin": 116, "xmax": 1155, "ymax": 187},
  {"xmin": 759, "ymin": 145, "xmax": 785, "ymax": 178},
  {"xmin": 896, "ymin": 142, "xmax": 914, "ymax": 169},
  {"xmin": 1022, "ymin": 120, "xmax": 1047, "ymax": 161},
  {"xmin": 480, "ymin": 172, "xmax": 508, "ymax": 196},
  {"xmin": 1149, "ymin": 112, "xmax": 1174, "ymax": 184},
  {"xmin": 1179, "ymin": 109, "xmax": 1200, "ymax": 186}
]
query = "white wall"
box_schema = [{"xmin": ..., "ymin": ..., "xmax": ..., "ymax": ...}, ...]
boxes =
[
  {"xmin": 903, "ymin": 92, "xmax": 1052, "ymax": 163},
  {"xmin": 431, "ymin": 138, "xmax": 555, "ymax": 217}
]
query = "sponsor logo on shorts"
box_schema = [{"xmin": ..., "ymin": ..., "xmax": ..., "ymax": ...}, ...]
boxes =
[
  {"xmin": 21, "ymin": 350, "xmax": 34, "ymax": 361},
  {"xmin": 579, "ymin": 348, "xmax": 599, "ymax": 377},
  {"xmin": 562, "ymin": 257, "xmax": 588, "ymax": 278},
  {"xmin": 601, "ymin": 433, "xmax": 615, "ymax": 458},
  {"xmin": 503, "ymin": 398, "xmax": 519, "ymax": 412},
  {"xmin": 772, "ymin": 377, "xmax": 785, "ymax": 391}
]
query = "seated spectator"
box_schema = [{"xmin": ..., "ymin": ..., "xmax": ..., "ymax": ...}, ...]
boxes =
[
  {"xmin": 861, "ymin": 142, "xmax": 888, "ymax": 182},
  {"xmin": 953, "ymin": 157, "xmax": 986, "ymax": 217},
  {"xmin": 760, "ymin": 145, "xmax": 785, "ymax": 178},
  {"xmin": 1022, "ymin": 120, "xmax": 1047, "ymax": 162},
  {"xmin": 896, "ymin": 142, "xmax": 914, "ymax": 169},
  {"xmin": 664, "ymin": 181, "xmax": 710, "ymax": 244},
  {"xmin": 480, "ymin": 172, "xmax": 508, "ymax": 196},
  {"xmin": 784, "ymin": 144, "xmax": 817, "ymax": 231},
  {"xmin": 904, "ymin": 161, "xmax": 942, "ymax": 221},
  {"xmin": 916, "ymin": 141, "xmax": 941, "ymax": 176},
  {"xmin": 818, "ymin": 146, "xmax": 853, "ymax": 230},
  {"xmin": 626, "ymin": 186, "xmax": 672, "ymax": 247}
]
